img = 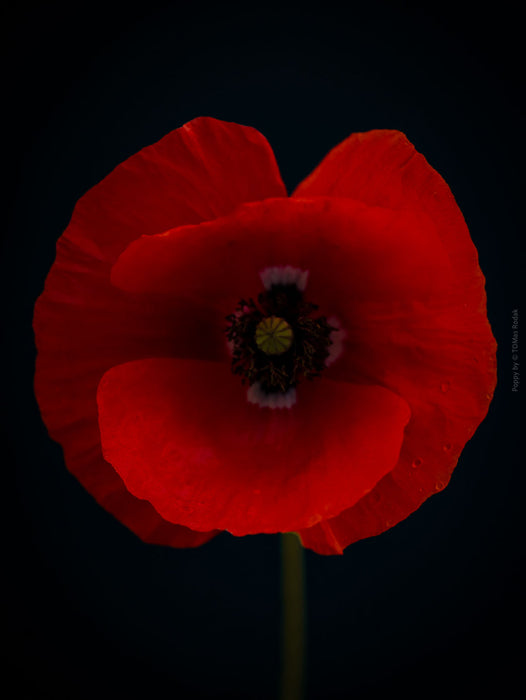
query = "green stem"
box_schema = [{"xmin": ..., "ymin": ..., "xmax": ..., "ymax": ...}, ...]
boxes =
[{"xmin": 279, "ymin": 532, "xmax": 306, "ymax": 700}]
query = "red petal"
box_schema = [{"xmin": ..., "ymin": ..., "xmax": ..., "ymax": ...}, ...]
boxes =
[
  {"xmin": 34, "ymin": 117, "xmax": 285, "ymax": 546},
  {"xmin": 293, "ymin": 130, "xmax": 497, "ymax": 554},
  {"xmin": 111, "ymin": 197, "xmax": 453, "ymax": 316},
  {"xmin": 294, "ymin": 129, "xmax": 483, "ymax": 305},
  {"xmin": 68, "ymin": 116, "xmax": 287, "ymax": 264},
  {"xmin": 97, "ymin": 358, "xmax": 411, "ymax": 535}
]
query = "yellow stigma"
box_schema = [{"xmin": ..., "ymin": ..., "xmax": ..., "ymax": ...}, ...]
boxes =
[{"xmin": 255, "ymin": 316, "xmax": 293, "ymax": 355}]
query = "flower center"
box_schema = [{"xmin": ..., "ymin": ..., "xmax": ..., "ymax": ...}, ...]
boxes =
[
  {"xmin": 255, "ymin": 316, "xmax": 293, "ymax": 355},
  {"xmin": 226, "ymin": 277, "xmax": 336, "ymax": 396}
]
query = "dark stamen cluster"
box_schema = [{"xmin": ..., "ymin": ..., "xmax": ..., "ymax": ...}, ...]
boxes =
[{"xmin": 225, "ymin": 284, "xmax": 335, "ymax": 394}]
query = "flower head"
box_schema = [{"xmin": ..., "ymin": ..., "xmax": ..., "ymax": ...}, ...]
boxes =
[{"xmin": 33, "ymin": 118, "xmax": 496, "ymax": 554}]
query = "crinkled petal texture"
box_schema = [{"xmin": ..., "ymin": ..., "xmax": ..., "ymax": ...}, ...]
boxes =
[
  {"xmin": 33, "ymin": 117, "xmax": 287, "ymax": 546},
  {"xmin": 293, "ymin": 130, "xmax": 497, "ymax": 554}
]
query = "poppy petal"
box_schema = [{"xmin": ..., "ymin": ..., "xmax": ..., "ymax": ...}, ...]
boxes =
[
  {"xmin": 111, "ymin": 196, "xmax": 453, "ymax": 316},
  {"xmin": 293, "ymin": 129, "xmax": 483, "ymax": 303},
  {"xmin": 293, "ymin": 130, "xmax": 497, "ymax": 554},
  {"xmin": 97, "ymin": 358, "xmax": 411, "ymax": 535},
  {"xmin": 34, "ymin": 117, "xmax": 285, "ymax": 546},
  {"xmin": 67, "ymin": 116, "xmax": 287, "ymax": 264}
]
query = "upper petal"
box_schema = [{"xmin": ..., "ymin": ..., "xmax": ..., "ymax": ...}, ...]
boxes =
[
  {"xmin": 67, "ymin": 116, "xmax": 287, "ymax": 263},
  {"xmin": 293, "ymin": 129, "xmax": 483, "ymax": 304},
  {"xmin": 34, "ymin": 117, "xmax": 285, "ymax": 546},
  {"xmin": 111, "ymin": 196, "xmax": 453, "ymax": 317},
  {"xmin": 97, "ymin": 358, "xmax": 411, "ymax": 535}
]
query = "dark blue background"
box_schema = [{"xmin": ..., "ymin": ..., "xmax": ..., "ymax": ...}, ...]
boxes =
[{"xmin": 3, "ymin": 2, "xmax": 524, "ymax": 698}]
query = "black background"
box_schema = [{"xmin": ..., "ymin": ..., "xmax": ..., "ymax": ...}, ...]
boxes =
[{"xmin": 3, "ymin": 2, "xmax": 524, "ymax": 699}]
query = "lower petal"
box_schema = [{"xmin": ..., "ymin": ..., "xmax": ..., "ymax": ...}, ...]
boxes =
[
  {"xmin": 97, "ymin": 358, "xmax": 411, "ymax": 535},
  {"xmin": 34, "ymin": 371, "xmax": 218, "ymax": 548}
]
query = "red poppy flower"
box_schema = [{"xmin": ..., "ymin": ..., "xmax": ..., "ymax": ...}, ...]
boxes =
[{"xmin": 33, "ymin": 117, "xmax": 496, "ymax": 555}]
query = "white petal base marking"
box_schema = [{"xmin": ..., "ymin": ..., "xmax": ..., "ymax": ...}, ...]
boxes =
[
  {"xmin": 246, "ymin": 382, "xmax": 297, "ymax": 409},
  {"xmin": 260, "ymin": 265, "xmax": 309, "ymax": 291}
]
